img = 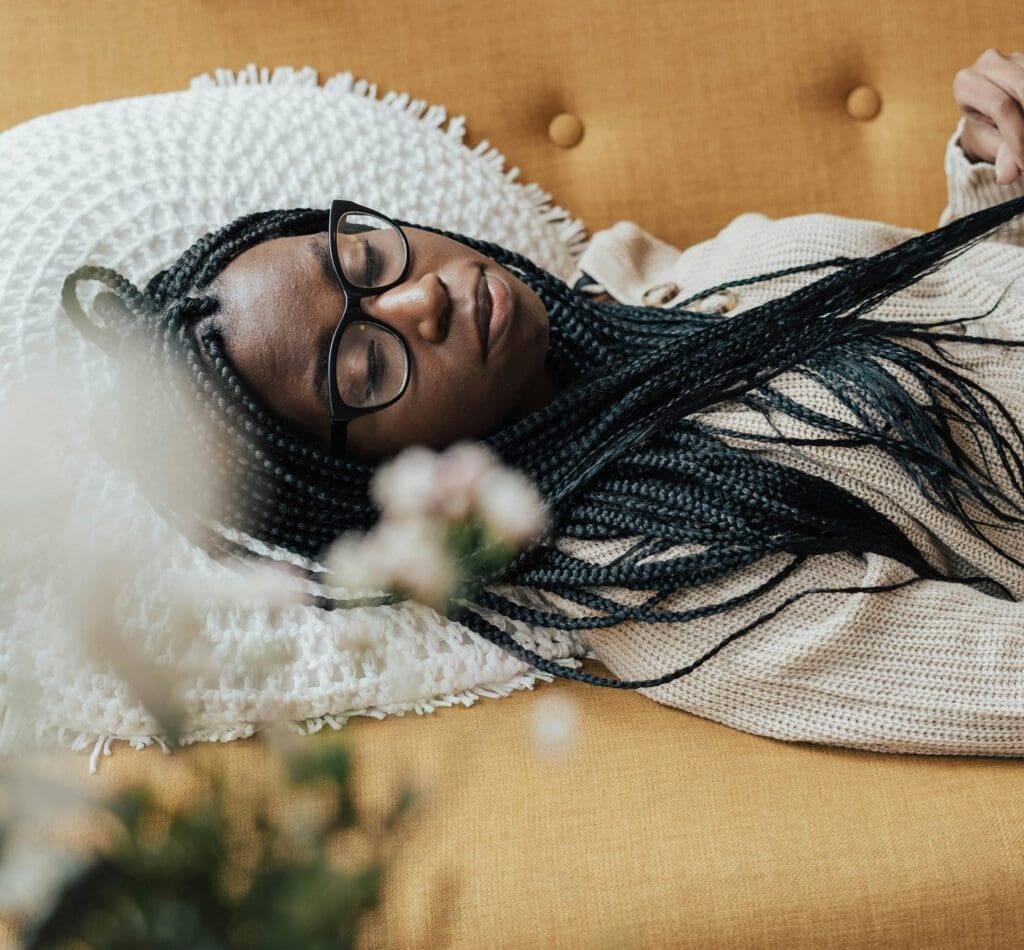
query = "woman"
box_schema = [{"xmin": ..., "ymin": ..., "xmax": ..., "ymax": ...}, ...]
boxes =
[{"xmin": 61, "ymin": 50, "xmax": 1024, "ymax": 756}]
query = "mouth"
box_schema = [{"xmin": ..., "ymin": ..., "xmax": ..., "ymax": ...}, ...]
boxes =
[{"xmin": 474, "ymin": 270, "xmax": 512, "ymax": 362}]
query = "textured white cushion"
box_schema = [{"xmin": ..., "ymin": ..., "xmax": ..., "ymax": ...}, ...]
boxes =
[{"xmin": 0, "ymin": 63, "xmax": 590, "ymax": 772}]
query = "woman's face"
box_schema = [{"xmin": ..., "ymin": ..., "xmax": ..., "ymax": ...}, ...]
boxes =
[{"xmin": 202, "ymin": 226, "xmax": 559, "ymax": 460}]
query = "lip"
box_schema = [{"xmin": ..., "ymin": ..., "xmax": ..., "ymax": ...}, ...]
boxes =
[
  {"xmin": 475, "ymin": 272, "xmax": 491, "ymax": 360},
  {"xmin": 474, "ymin": 272, "xmax": 512, "ymax": 362}
]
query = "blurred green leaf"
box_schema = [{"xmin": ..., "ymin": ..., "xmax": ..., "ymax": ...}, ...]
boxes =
[
  {"xmin": 288, "ymin": 744, "xmax": 350, "ymax": 787},
  {"xmin": 382, "ymin": 784, "xmax": 422, "ymax": 834},
  {"xmin": 104, "ymin": 785, "xmax": 153, "ymax": 841},
  {"xmin": 329, "ymin": 781, "xmax": 359, "ymax": 831},
  {"xmin": 10, "ymin": 717, "xmax": 403, "ymax": 947}
]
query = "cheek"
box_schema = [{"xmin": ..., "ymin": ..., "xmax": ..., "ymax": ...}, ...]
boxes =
[
  {"xmin": 414, "ymin": 374, "xmax": 499, "ymax": 440},
  {"xmin": 345, "ymin": 317, "xmax": 546, "ymax": 458},
  {"xmin": 497, "ymin": 300, "xmax": 548, "ymax": 384},
  {"xmin": 349, "ymin": 372, "xmax": 503, "ymax": 456}
]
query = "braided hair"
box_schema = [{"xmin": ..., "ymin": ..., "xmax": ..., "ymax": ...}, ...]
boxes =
[{"xmin": 60, "ymin": 194, "xmax": 1024, "ymax": 689}]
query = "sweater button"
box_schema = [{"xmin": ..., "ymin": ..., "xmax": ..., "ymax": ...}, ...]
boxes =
[
  {"xmin": 690, "ymin": 289, "xmax": 739, "ymax": 314},
  {"xmin": 642, "ymin": 281, "xmax": 682, "ymax": 306},
  {"xmin": 716, "ymin": 289, "xmax": 739, "ymax": 313}
]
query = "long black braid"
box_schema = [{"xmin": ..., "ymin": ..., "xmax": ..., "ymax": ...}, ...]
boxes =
[{"xmin": 60, "ymin": 194, "xmax": 1024, "ymax": 688}]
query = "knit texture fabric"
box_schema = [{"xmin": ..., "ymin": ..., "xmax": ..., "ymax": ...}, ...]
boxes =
[
  {"xmin": 0, "ymin": 63, "xmax": 590, "ymax": 773},
  {"xmin": 551, "ymin": 116, "xmax": 1024, "ymax": 757}
]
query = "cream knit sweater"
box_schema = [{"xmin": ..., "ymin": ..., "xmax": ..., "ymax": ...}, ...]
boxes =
[{"xmin": 545, "ymin": 116, "xmax": 1024, "ymax": 757}]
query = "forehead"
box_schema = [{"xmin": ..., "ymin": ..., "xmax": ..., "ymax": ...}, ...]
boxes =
[
  {"xmin": 219, "ymin": 234, "xmax": 320, "ymax": 287},
  {"xmin": 207, "ymin": 234, "xmax": 332, "ymax": 321}
]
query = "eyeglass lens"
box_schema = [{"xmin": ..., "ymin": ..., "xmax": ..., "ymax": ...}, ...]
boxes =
[{"xmin": 335, "ymin": 211, "xmax": 409, "ymax": 409}]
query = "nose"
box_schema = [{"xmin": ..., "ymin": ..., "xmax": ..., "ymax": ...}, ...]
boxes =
[{"xmin": 360, "ymin": 273, "xmax": 449, "ymax": 344}]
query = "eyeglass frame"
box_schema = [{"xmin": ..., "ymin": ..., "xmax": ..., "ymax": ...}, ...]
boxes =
[{"xmin": 326, "ymin": 198, "xmax": 414, "ymax": 456}]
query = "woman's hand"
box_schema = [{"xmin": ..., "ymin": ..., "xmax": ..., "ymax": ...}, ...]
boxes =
[{"xmin": 953, "ymin": 48, "xmax": 1024, "ymax": 185}]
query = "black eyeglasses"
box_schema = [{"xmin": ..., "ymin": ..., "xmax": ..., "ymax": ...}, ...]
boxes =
[{"xmin": 326, "ymin": 198, "xmax": 413, "ymax": 455}]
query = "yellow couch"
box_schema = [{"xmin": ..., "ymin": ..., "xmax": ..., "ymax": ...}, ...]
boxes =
[{"xmin": 3, "ymin": 2, "xmax": 1024, "ymax": 946}]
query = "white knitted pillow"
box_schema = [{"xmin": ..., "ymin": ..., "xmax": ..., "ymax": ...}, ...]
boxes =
[{"xmin": 0, "ymin": 63, "xmax": 590, "ymax": 772}]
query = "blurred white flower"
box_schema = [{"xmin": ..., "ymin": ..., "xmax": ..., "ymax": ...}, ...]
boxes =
[
  {"xmin": 372, "ymin": 442, "xmax": 513, "ymax": 524},
  {"xmin": 323, "ymin": 531, "xmax": 391, "ymax": 596},
  {"xmin": 0, "ymin": 754, "xmax": 99, "ymax": 917},
  {"xmin": 371, "ymin": 446, "xmax": 441, "ymax": 519},
  {"xmin": 528, "ymin": 692, "xmax": 580, "ymax": 763},
  {"xmin": 84, "ymin": 626, "xmax": 194, "ymax": 741},
  {"xmin": 233, "ymin": 638, "xmax": 299, "ymax": 687},
  {"xmin": 431, "ymin": 441, "xmax": 500, "ymax": 520},
  {"xmin": 0, "ymin": 830, "xmax": 81, "ymax": 918},
  {"xmin": 474, "ymin": 467, "xmax": 548, "ymax": 546},
  {"xmin": 257, "ymin": 713, "xmax": 308, "ymax": 766},
  {"xmin": 208, "ymin": 558, "xmax": 312, "ymax": 618},
  {"xmin": 325, "ymin": 519, "xmax": 456, "ymax": 612},
  {"xmin": 369, "ymin": 518, "xmax": 457, "ymax": 612},
  {"xmin": 348, "ymin": 442, "xmax": 546, "ymax": 609}
]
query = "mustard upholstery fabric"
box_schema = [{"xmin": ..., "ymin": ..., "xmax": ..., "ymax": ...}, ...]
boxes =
[
  {"xmin": 3, "ymin": 1, "xmax": 1024, "ymax": 946},
  {"xmin": 3, "ymin": 0, "xmax": 1018, "ymax": 247},
  {"xmin": 4, "ymin": 661, "xmax": 1024, "ymax": 948}
]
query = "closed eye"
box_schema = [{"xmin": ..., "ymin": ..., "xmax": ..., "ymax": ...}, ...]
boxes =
[{"xmin": 308, "ymin": 235, "xmax": 344, "ymax": 416}]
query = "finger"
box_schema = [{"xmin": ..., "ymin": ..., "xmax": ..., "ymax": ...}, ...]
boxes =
[
  {"xmin": 965, "ymin": 117, "xmax": 1004, "ymax": 162},
  {"xmin": 958, "ymin": 70, "xmax": 1024, "ymax": 169},
  {"xmin": 974, "ymin": 53, "xmax": 1024, "ymax": 169},
  {"xmin": 964, "ymin": 119, "xmax": 1024, "ymax": 183},
  {"xmin": 996, "ymin": 141, "xmax": 1023, "ymax": 185}
]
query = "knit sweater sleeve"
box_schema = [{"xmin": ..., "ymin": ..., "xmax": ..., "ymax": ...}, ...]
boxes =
[
  {"xmin": 938, "ymin": 115, "xmax": 1024, "ymax": 246},
  {"xmin": 541, "ymin": 539, "xmax": 1024, "ymax": 757}
]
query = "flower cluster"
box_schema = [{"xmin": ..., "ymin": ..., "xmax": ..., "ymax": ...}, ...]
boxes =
[{"xmin": 325, "ymin": 442, "xmax": 549, "ymax": 612}]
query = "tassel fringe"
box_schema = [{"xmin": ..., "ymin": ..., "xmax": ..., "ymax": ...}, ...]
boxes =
[
  {"xmin": 0, "ymin": 656, "xmax": 583, "ymax": 775},
  {"xmin": 186, "ymin": 62, "xmax": 590, "ymax": 261}
]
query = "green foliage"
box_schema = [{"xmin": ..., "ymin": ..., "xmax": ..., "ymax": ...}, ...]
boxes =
[
  {"xmin": 447, "ymin": 519, "xmax": 517, "ymax": 580},
  {"xmin": 9, "ymin": 733, "xmax": 420, "ymax": 949},
  {"xmin": 442, "ymin": 518, "xmax": 518, "ymax": 617}
]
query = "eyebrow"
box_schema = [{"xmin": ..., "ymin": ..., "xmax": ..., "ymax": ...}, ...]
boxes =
[{"xmin": 308, "ymin": 233, "xmax": 337, "ymax": 288}]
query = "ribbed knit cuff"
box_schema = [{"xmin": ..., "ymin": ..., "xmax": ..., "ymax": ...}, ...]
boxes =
[
  {"xmin": 938, "ymin": 115, "xmax": 1024, "ymax": 246},
  {"xmin": 572, "ymin": 220, "xmax": 684, "ymax": 306}
]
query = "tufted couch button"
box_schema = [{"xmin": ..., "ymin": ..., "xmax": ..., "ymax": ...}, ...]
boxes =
[
  {"xmin": 641, "ymin": 281, "xmax": 681, "ymax": 306},
  {"xmin": 846, "ymin": 85, "xmax": 881, "ymax": 121},
  {"xmin": 548, "ymin": 113, "xmax": 584, "ymax": 148}
]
